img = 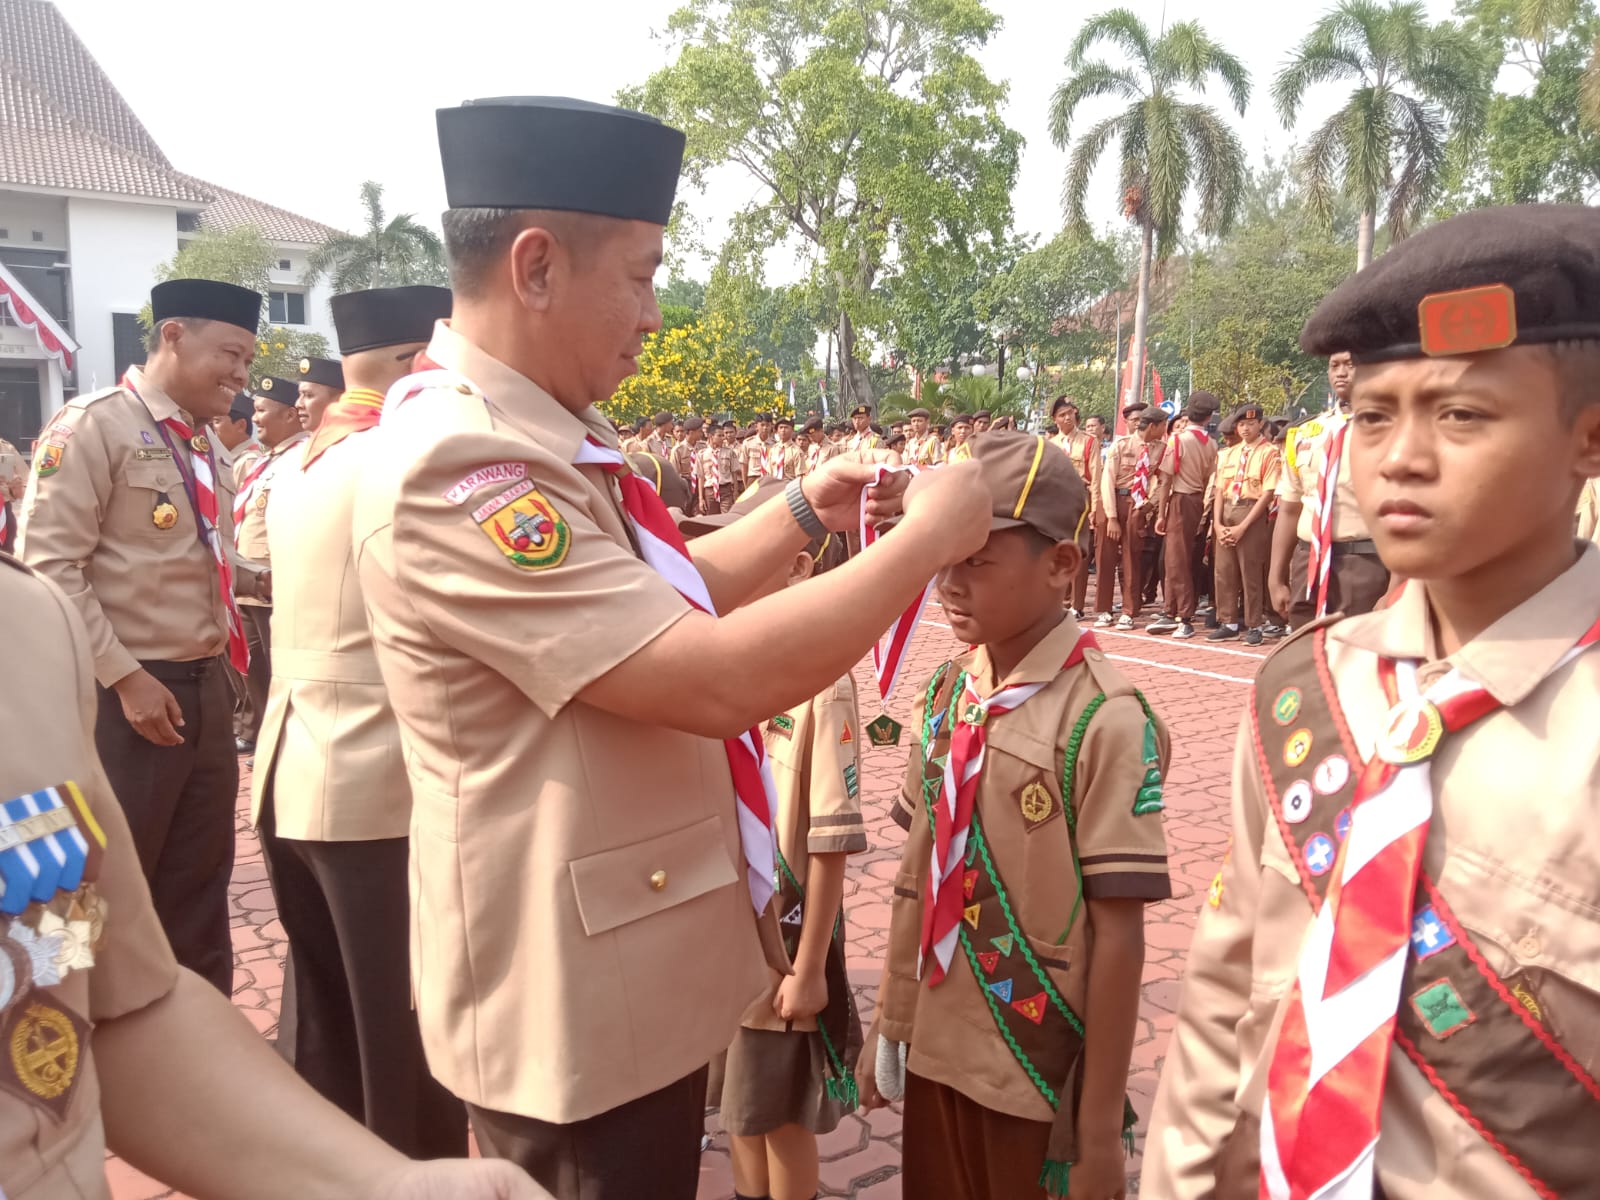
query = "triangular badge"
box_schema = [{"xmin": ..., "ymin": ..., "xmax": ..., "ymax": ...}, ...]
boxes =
[
  {"xmin": 991, "ymin": 934, "xmax": 1015, "ymax": 957},
  {"xmin": 780, "ymin": 904, "xmax": 803, "ymax": 926},
  {"xmin": 976, "ymin": 951, "xmax": 1000, "ymax": 975},
  {"xmin": 1012, "ymin": 992, "xmax": 1047, "ymax": 1025},
  {"xmin": 988, "ymin": 978, "xmax": 1014, "ymax": 1003},
  {"xmin": 963, "ymin": 903, "xmax": 981, "ymax": 929},
  {"xmin": 962, "ymin": 868, "xmax": 978, "ymax": 899}
]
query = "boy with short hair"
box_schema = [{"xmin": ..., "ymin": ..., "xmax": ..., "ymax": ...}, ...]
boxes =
[
  {"xmin": 1145, "ymin": 203, "xmax": 1600, "ymax": 1199},
  {"xmin": 859, "ymin": 430, "xmax": 1173, "ymax": 1200},
  {"xmin": 1208, "ymin": 403, "xmax": 1282, "ymax": 646}
]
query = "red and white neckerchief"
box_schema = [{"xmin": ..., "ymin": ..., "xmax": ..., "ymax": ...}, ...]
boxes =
[
  {"xmin": 1131, "ymin": 441, "xmax": 1152, "ymax": 509},
  {"xmin": 920, "ymin": 626, "xmax": 1098, "ymax": 984},
  {"xmin": 160, "ymin": 412, "xmax": 249, "ymax": 674},
  {"xmin": 1261, "ymin": 605, "xmax": 1600, "ymax": 1199},
  {"xmin": 231, "ymin": 455, "xmax": 272, "ymax": 543},
  {"xmin": 859, "ymin": 464, "xmax": 929, "ymax": 705},
  {"xmin": 764, "ymin": 442, "xmax": 786, "ymax": 480},
  {"xmin": 705, "ymin": 446, "xmax": 722, "ymax": 494},
  {"xmin": 1168, "ymin": 426, "xmax": 1209, "ymax": 486},
  {"xmin": 1306, "ymin": 415, "xmax": 1349, "ymax": 617},
  {"xmin": 1231, "ymin": 441, "xmax": 1261, "ymax": 502}
]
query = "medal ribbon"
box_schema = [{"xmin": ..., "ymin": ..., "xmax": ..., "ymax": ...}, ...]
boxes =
[
  {"xmin": 1131, "ymin": 442, "xmax": 1152, "ymax": 510},
  {"xmin": 919, "ymin": 628, "xmax": 1098, "ymax": 985},
  {"xmin": 1306, "ymin": 417, "xmax": 1348, "ymax": 617},
  {"xmin": 160, "ymin": 413, "xmax": 248, "ymax": 673},
  {"xmin": 858, "ymin": 464, "xmax": 930, "ymax": 705},
  {"xmin": 1260, "ymin": 607, "xmax": 1600, "ymax": 1199}
]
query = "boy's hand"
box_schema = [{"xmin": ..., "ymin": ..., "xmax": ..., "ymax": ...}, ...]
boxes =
[
  {"xmin": 900, "ymin": 460, "xmax": 992, "ymax": 562},
  {"xmin": 1271, "ymin": 577, "xmax": 1292, "ymax": 616},
  {"xmin": 773, "ymin": 968, "xmax": 828, "ymax": 1022},
  {"xmin": 1106, "ymin": 517, "xmax": 1121, "ymax": 541},
  {"xmin": 855, "ymin": 1026, "xmax": 890, "ymax": 1110},
  {"xmin": 1067, "ymin": 1132, "xmax": 1127, "ymax": 1200}
]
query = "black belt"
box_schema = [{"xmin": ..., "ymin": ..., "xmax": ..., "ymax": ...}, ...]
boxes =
[
  {"xmin": 1300, "ymin": 538, "xmax": 1379, "ymax": 556},
  {"xmin": 1116, "ymin": 488, "xmax": 1132, "ymax": 496},
  {"xmin": 140, "ymin": 656, "xmax": 223, "ymax": 682}
]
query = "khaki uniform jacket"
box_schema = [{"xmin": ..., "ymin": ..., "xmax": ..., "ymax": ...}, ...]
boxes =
[
  {"xmin": 216, "ymin": 434, "xmax": 262, "ymax": 479},
  {"xmin": 251, "ymin": 423, "xmax": 406, "ymax": 841},
  {"xmin": 17, "ymin": 367, "xmax": 258, "ymax": 687},
  {"xmin": 741, "ymin": 676, "xmax": 869, "ymax": 1033},
  {"xmin": 877, "ymin": 618, "xmax": 1173, "ymax": 1123},
  {"xmin": 232, "ymin": 431, "xmax": 307, "ymax": 608},
  {"xmin": 1144, "ymin": 547, "xmax": 1600, "ymax": 1199},
  {"xmin": 1159, "ymin": 427, "xmax": 1218, "ymax": 497},
  {"xmin": 1276, "ymin": 414, "xmax": 1370, "ymax": 543},
  {"xmin": 741, "ymin": 434, "xmax": 773, "ymax": 483},
  {"xmin": 645, "ymin": 432, "xmax": 673, "ymax": 459},
  {"xmin": 804, "ymin": 438, "xmax": 842, "ymax": 474},
  {"xmin": 1576, "ymin": 479, "xmax": 1599, "ymax": 542},
  {"xmin": 671, "ymin": 438, "xmax": 702, "ymax": 492},
  {"xmin": 1051, "ymin": 429, "xmax": 1098, "ymax": 490},
  {"xmin": 351, "ymin": 322, "xmax": 769, "ymax": 1123},
  {"xmin": 847, "ymin": 430, "xmax": 881, "ymax": 454},
  {"xmin": 1215, "ymin": 440, "xmax": 1282, "ymax": 505},
  {"xmin": 1099, "ymin": 435, "xmax": 1165, "ymax": 515},
  {"xmin": 903, "ymin": 432, "xmax": 945, "ymax": 468},
  {"xmin": 764, "ymin": 440, "xmax": 805, "ymax": 480},
  {"xmin": 0, "ymin": 554, "xmax": 179, "ymax": 1200}
]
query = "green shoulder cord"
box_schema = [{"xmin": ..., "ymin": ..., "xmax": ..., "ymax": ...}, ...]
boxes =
[{"xmin": 772, "ymin": 845, "xmax": 858, "ymax": 1109}]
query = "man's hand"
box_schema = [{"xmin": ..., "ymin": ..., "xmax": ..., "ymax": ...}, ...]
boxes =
[
  {"xmin": 774, "ymin": 967, "xmax": 828, "ymax": 1022},
  {"xmin": 113, "ymin": 668, "xmax": 184, "ymax": 746},
  {"xmin": 1218, "ymin": 525, "xmax": 1238, "ymax": 547},
  {"xmin": 1067, "ymin": 1130, "xmax": 1128, "ymax": 1200},
  {"xmin": 898, "ymin": 460, "xmax": 992, "ymax": 562},
  {"xmin": 856, "ymin": 1025, "xmax": 890, "ymax": 1111},
  {"xmin": 1105, "ymin": 517, "xmax": 1121, "ymax": 541},
  {"xmin": 368, "ymin": 1160, "xmax": 551, "ymax": 1200},
  {"xmin": 1271, "ymin": 578, "xmax": 1292, "ymax": 616},
  {"xmin": 1153, "ymin": 518, "xmax": 1166, "ymax": 537},
  {"xmin": 801, "ymin": 456, "xmax": 909, "ymax": 531}
]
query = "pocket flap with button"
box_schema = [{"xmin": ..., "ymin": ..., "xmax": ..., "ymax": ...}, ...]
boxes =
[
  {"xmin": 124, "ymin": 460, "xmax": 177, "ymax": 492},
  {"xmin": 569, "ymin": 815, "xmax": 739, "ymax": 937}
]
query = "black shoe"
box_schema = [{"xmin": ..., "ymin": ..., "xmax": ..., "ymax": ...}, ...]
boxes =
[
  {"xmin": 1245, "ymin": 627, "xmax": 1264, "ymax": 646},
  {"xmin": 1173, "ymin": 622, "xmax": 1197, "ymax": 639},
  {"xmin": 236, "ymin": 737, "xmax": 255, "ymax": 753},
  {"xmin": 1207, "ymin": 625, "xmax": 1241, "ymax": 642},
  {"xmin": 1146, "ymin": 615, "xmax": 1180, "ymax": 634},
  {"xmin": 1263, "ymin": 624, "xmax": 1287, "ymax": 639}
]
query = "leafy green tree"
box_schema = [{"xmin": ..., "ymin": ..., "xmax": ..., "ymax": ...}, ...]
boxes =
[
  {"xmin": 304, "ymin": 181, "xmax": 446, "ymax": 290},
  {"xmin": 703, "ymin": 269, "xmax": 821, "ymax": 380},
  {"xmin": 624, "ymin": 0, "xmax": 1021, "ymax": 412},
  {"xmin": 883, "ymin": 235, "xmax": 1020, "ymax": 380},
  {"xmin": 975, "ymin": 229, "xmax": 1125, "ymax": 385},
  {"xmin": 1274, "ymin": 1, "xmax": 1491, "ymax": 267},
  {"xmin": 1050, "ymin": 8, "xmax": 1250, "ymax": 416},
  {"xmin": 1585, "ymin": 32, "xmax": 1600, "ymax": 128},
  {"xmin": 145, "ymin": 226, "xmax": 329, "ymax": 382},
  {"xmin": 604, "ymin": 313, "xmax": 781, "ymax": 423}
]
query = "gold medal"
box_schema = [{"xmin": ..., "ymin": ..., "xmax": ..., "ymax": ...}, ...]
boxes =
[
  {"xmin": 190, "ymin": 433, "xmax": 211, "ymax": 455},
  {"xmin": 152, "ymin": 492, "xmax": 178, "ymax": 530},
  {"xmin": 1377, "ymin": 696, "xmax": 1444, "ymax": 764}
]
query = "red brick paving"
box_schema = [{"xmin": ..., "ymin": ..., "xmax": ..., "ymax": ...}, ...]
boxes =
[{"xmin": 107, "ymin": 601, "xmax": 1267, "ymax": 1199}]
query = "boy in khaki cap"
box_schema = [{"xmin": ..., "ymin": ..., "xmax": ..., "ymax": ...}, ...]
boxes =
[{"xmin": 859, "ymin": 430, "xmax": 1173, "ymax": 1200}]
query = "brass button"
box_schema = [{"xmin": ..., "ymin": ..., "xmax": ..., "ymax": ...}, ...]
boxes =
[
  {"xmin": 1516, "ymin": 933, "xmax": 1541, "ymax": 959},
  {"xmin": 649, "ymin": 870, "xmax": 668, "ymax": 892}
]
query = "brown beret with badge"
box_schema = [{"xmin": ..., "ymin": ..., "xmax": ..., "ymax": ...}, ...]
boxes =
[{"xmin": 1302, "ymin": 203, "xmax": 1600, "ymax": 363}]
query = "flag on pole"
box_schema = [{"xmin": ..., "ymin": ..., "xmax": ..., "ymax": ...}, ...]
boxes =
[
  {"xmin": 788, "ymin": 380, "xmax": 795, "ymax": 410},
  {"xmin": 1152, "ymin": 365, "xmax": 1171, "ymax": 416}
]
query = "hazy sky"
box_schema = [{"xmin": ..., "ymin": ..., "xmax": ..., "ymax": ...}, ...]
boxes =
[{"xmin": 55, "ymin": 0, "xmax": 1458, "ymax": 279}]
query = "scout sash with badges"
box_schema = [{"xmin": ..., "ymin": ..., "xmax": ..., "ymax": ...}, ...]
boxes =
[
  {"xmin": 1246, "ymin": 623, "xmax": 1600, "ymax": 1200},
  {"xmin": 915, "ymin": 649, "xmax": 1142, "ymax": 1197},
  {"xmin": 773, "ymin": 846, "xmax": 862, "ymax": 1109}
]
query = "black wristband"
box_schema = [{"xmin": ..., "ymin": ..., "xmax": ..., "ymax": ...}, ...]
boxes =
[{"xmin": 785, "ymin": 477, "xmax": 828, "ymax": 538}]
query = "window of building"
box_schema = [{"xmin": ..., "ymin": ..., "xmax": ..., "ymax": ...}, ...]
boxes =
[
  {"xmin": 112, "ymin": 313, "xmax": 145, "ymax": 382},
  {"xmin": 278, "ymin": 259, "xmax": 292, "ymax": 271},
  {"xmin": 176, "ymin": 212, "xmax": 200, "ymax": 233},
  {"xmin": 0, "ymin": 300, "xmax": 15, "ymax": 327},
  {"xmin": 268, "ymin": 290, "xmax": 307, "ymax": 326},
  {"xmin": 30, "ymin": 231, "xmax": 43, "ymax": 243}
]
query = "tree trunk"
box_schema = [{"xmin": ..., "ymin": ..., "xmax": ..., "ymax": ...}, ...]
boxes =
[
  {"xmin": 997, "ymin": 342, "xmax": 1007, "ymax": 393},
  {"xmin": 1357, "ymin": 209, "xmax": 1376, "ymax": 271},
  {"xmin": 837, "ymin": 308, "xmax": 876, "ymax": 414},
  {"xmin": 1127, "ymin": 220, "xmax": 1155, "ymax": 422}
]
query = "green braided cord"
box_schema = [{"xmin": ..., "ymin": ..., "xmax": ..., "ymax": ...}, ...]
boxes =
[
  {"xmin": 774, "ymin": 844, "xmax": 859, "ymax": 1110},
  {"xmin": 1039, "ymin": 1159, "xmax": 1073, "ymax": 1196},
  {"xmin": 1054, "ymin": 693, "xmax": 1107, "ymax": 945}
]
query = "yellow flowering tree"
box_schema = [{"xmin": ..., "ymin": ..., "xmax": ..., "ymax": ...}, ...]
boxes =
[{"xmin": 605, "ymin": 313, "xmax": 783, "ymax": 424}]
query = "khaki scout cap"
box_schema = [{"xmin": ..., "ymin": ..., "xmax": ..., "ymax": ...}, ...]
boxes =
[
  {"xmin": 966, "ymin": 429, "xmax": 1088, "ymax": 543},
  {"xmin": 677, "ymin": 477, "xmax": 784, "ymax": 536}
]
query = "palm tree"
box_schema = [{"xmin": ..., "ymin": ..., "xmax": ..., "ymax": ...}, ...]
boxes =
[
  {"xmin": 1050, "ymin": 10, "xmax": 1250, "ymax": 414},
  {"xmin": 1274, "ymin": 1, "xmax": 1490, "ymax": 269},
  {"xmin": 304, "ymin": 181, "xmax": 447, "ymax": 291}
]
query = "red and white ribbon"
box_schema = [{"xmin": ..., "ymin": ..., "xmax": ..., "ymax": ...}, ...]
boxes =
[{"xmin": 860, "ymin": 464, "xmax": 932, "ymax": 705}]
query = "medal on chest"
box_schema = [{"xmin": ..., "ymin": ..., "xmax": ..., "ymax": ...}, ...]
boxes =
[
  {"xmin": 189, "ymin": 433, "xmax": 211, "ymax": 456},
  {"xmin": 1376, "ymin": 695, "xmax": 1445, "ymax": 764},
  {"xmin": 152, "ymin": 491, "xmax": 179, "ymax": 530}
]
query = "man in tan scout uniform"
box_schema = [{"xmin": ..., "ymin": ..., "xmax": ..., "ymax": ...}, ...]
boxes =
[
  {"xmin": 350, "ymin": 95, "xmax": 991, "ymax": 1200},
  {"xmin": 1050, "ymin": 396, "xmax": 1098, "ymax": 617},
  {"xmin": 294, "ymin": 355, "xmax": 345, "ymax": 433},
  {"xmin": 1147, "ymin": 392, "xmax": 1219, "ymax": 639},
  {"xmin": 1146, "ymin": 204, "xmax": 1600, "ymax": 1200},
  {"xmin": 672, "ymin": 414, "xmax": 705, "ymax": 516},
  {"xmin": 1093, "ymin": 408, "xmax": 1167, "ymax": 630},
  {"xmin": 765, "ymin": 415, "xmax": 805, "ymax": 480},
  {"xmin": 802, "ymin": 415, "xmax": 841, "ymax": 474},
  {"xmin": 253, "ymin": 285, "xmax": 463, "ymax": 1158},
  {"xmin": 903, "ymin": 407, "xmax": 945, "ymax": 467},
  {"xmin": 1208, "ymin": 403, "xmax": 1281, "ymax": 646},
  {"xmin": 19, "ymin": 279, "xmax": 269, "ymax": 996},
  {"xmin": 741, "ymin": 412, "xmax": 774, "ymax": 486},
  {"xmin": 0, "ymin": 551, "xmax": 548, "ymax": 1200},
  {"xmin": 847, "ymin": 404, "xmax": 880, "ymax": 453}
]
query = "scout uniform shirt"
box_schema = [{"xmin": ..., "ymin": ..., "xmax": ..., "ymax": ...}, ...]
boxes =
[
  {"xmin": 251, "ymin": 413, "xmax": 405, "ymax": 841},
  {"xmin": 765, "ymin": 440, "xmax": 805, "ymax": 481},
  {"xmin": 847, "ymin": 429, "xmax": 881, "ymax": 454},
  {"xmin": 0, "ymin": 554, "xmax": 179, "ymax": 1200},
  {"xmin": 741, "ymin": 433, "xmax": 773, "ymax": 483},
  {"xmin": 232, "ymin": 430, "xmax": 308, "ymax": 610},
  {"xmin": 804, "ymin": 438, "xmax": 841, "ymax": 474},
  {"xmin": 876, "ymin": 617, "xmax": 1173, "ymax": 1124},
  {"xmin": 743, "ymin": 675, "xmax": 868, "ymax": 1034},
  {"xmin": 1276, "ymin": 414, "xmax": 1370, "ymax": 543},
  {"xmin": 350, "ymin": 322, "xmax": 771, "ymax": 1125},
  {"xmin": 1159, "ymin": 425, "xmax": 1218, "ymax": 501},
  {"xmin": 1, "ymin": 436, "xmax": 25, "ymax": 547},
  {"xmin": 1050, "ymin": 430, "xmax": 1098, "ymax": 491},
  {"xmin": 1215, "ymin": 438, "xmax": 1282, "ymax": 505},
  {"xmin": 904, "ymin": 433, "xmax": 945, "ymax": 468},
  {"xmin": 17, "ymin": 367, "xmax": 254, "ymax": 686},
  {"xmin": 671, "ymin": 437, "xmax": 701, "ymax": 495},
  {"xmin": 1144, "ymin": 547, "xmax": 1600, "ymax": 1200},
  {"xmin": 1099, "ymin": 434, "xmax": 1165, "ymax": 516}
]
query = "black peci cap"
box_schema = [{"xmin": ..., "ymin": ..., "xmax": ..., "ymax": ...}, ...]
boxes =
[
  {"xmin": 256, "ymin": 376, "xmax": 299, "ymax": 405},
  {"xmin": 331, "ymin": 286, "xmax": 452, "ymax": 355},
  {"xmin": 437, "ymin": 97, "xmax": 685, "ymax": 225},
  {"xmin": 1302, "ymin": 204, "xmax": 1600, "ymax": 363},
  {"xmin": 151, "ymin": 278, "xmax": 262, "ymax": 335},
  {"xmin": 298, "ymin": 356, "xmax": 345, "ymax": 389},
  {"xmin": 683, "ymin": 415, "xmax": 704, "ymax": 431},
  {"xmin": 228, "ymin": 391, "xmax": 254, "ymax": 422}
]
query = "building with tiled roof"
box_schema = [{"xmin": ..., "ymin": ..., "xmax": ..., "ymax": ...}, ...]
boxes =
[{"xmin": 0, "ymin": 0, "xmax": 338, "ymax": 438}]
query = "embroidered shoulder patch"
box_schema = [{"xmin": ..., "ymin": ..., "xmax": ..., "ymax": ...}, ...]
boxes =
[
  {"xmin": 1410, "ymin": 977, "xmax": 1475, "ymax": 1040},
  {"xmin": 843, "ymin": 763, "xmax": 859, "ymax": 800},
  {"xmin": 865, "ymin": 713, "xmax": 903, "ymax": 747},
  {"xmin": 476, "ymin": 485, "xmax": 569, "ymax": 571},
  {"xmin": 1, "ymin": 999, "xmax": 87, "ymax": 1119},
  {"xmin": 1017, "ymin": 779, "xmax": 1059, "ymax": 830},
  {"xmin": 1132, "ymin": 718, "xmax": 1164, "ymax": 815},
  {"xmin": 34, "ymin": 443, "xmax": 63, "ymax": 477},
  {"xmin": 444, "ymin": 461, "xmax": 528, "ymax": 505},
  {"xmin": 767, "ymin": 713, "xmax": 795, "ymax": 740}
]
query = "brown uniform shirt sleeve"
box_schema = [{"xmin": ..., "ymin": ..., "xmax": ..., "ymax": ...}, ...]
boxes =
[
  {"xmin": 387, "ymin": 430, "xmax": 692, "ymax": 719},
  {"xmin": 18, "ymin": 405, "xmax": 140, "ymax": 687},
  {"xmin": 891, "ymin": 680, "xmax": 935, "ymax": 832},
  {"xmin": 1070, "ymin": 691, "xmax": 1172, "ymax": 900},
  {"xmin": 805, "ymin": 677, "xmax": 868, "ymax": 856},
  {"xmin": 1143, "ymin": 714, "xmax": 1271, "ymax": 1197}
]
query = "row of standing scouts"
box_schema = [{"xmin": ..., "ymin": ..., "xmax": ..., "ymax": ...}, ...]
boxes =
[{"xmin": 0, "ymin": 91, "xmax": 1597, "ymax": 1200}]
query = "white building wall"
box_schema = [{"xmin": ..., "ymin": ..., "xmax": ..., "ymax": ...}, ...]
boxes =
[
  {"xmin": 0, "ymin": 192, "xmax": 69, "ymax": 250},
  {"xmin": 66, "ymin": 197, "xmax": 179, "ymax": 394},
  {"xmin": 265, "ymin": 242, "xmax": 337, "ymax": 350}
]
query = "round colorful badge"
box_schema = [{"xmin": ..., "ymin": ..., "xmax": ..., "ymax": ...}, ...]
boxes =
[
  {"xmin": 1283, "ymin": 780, "xmax": 1315, "ymax": 824},
  {"xmin": 1304, "ymin": 833, "xmax": 1337, "ymax": 877},
  {"xmin": 1283, "ymin": 728, "xmax": 1314, "ymax": 768},
  {"xmin": 1272, "ymin": 687, "xmax": 1303, "ymax": 726},
  {"xmin": 1335, "ymin": 806, "xmax": 1353, "ymax": 842},
  {"xmin": 1377, "ymin": 697, "xmax": 1444, "ymax": 765},
  {"xmin": 1313, "ymin": 754, "xmax": 1351, "ymax": 796}
]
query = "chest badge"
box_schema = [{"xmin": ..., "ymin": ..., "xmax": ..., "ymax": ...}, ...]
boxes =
[
  {"xmin": 152, "ymin": 492, "xmax": 179, "ymax": 530},
  {"xmin": 189, "ymin": 433, "xmax": 211, "ymax": 456},
  {"xmin": 2, "ymin": 999, "xmax": 87, "ymax": 1119},
  {"xmin": 1018, "ymin": 780, "xmax": 1058, "ymax": 830},
  {"xmin": 1377, "ymin": 697, "xmax": 1444, "ymax": 764}
]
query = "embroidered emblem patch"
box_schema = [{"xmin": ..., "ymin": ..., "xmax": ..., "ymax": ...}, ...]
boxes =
[
  {"xmin": 1504, "ymin": 972, "xmax": 1547, "ymax": 1026},
  {"xmin": 843, "ymin": 763, "xmax": 858, "ymax": 800},
  {"xmin": 1284, "ymin": 728, "xmax": 1314, "ymax": 768},
  {"xmin": 1411, "ymin": 978, "xmax": 1475, "ymax": 1039},
  {"xmin": 865, "ymin": 713, "xmax": 903, "ymax": 748},
  {"xmin": 1018, "ymin": 780, "xmax": 1058, "ymax": 829},
  {"xmin": 1313, "ymin": 754, "xmax": 1350, "ymax": 796},
  {"xmin": 1273, "ymin": 687, "xmax": 1303, "ymax": 726},
  {"xmin": 1282, "ymin": 779, "xmax": 1314, "ymax": 824},
  {"xmin": 962, "ymin": 869, "xmax": 978, "ymax": 900},
  {"xmin": 988, "ymin": 978, "xmax": 1014, "ymax": 1003},
  {"xmin": 1012, "ymin": 992, "xmax": 1047, "ymax": 1024},
  {"xmin": 1418, "ymin": 283, "xmax": 1518, "ymax": 357},
  {"xmin": 1207, "ymin": 871, "xmax": 1224, "ymax": 908},
  {"xmin": 1303, "ymin": 833, "xmax": 1336, "ymax": 877},
  {"xmin": 839, "ymin": 724, "xmax": 853, "ymax": 745},
  {"xmin": 1378, "ymin": 698, "xmax": 1443, "ymax": 765},
  {"xmin": 34, "ymin": 443, "xmax": 63, "ymax": 477},
  {"xmin": 990, "ymin": 934, "xmax": 1015, "ymax": 958},
  {"xmin": 1133, "ymin": 717, "xmax": 1164, "ymax": 814},
  {"xmin": 470, "ymin": 479, "xmax": 535, "ymax": 523},
  {"xmin": 476, "ymin": 486, "xmax": 569, "ymax": 571},
  {"xmin": 962, "ymin": 903, "xmax": 981, "ymax": 930},
  {"xmin": 444, "ymin": 461, "xmax": 528, "ymax": 505},
  {"xmin": 2, "ymin": 1000, "xmax": 85, "ymax": 1119},
  {"xmin": 766, "ymin": 714, "xmax": 794, "ymax": 740},
  {"xmin": 977, "ymin": 950, "xmax": 1000, "ymax": 975},
  {"xmin": 1335, "ymin": 807, "xmax": 1353, "ymax": 842},
  {"xmin": 1409, "ymin": 905, "xmax": 1455, "ymax": 961}
]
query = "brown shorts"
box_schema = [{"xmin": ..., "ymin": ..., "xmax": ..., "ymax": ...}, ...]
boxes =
[{"xmin": 715, "ymin": 1026, "xmax": 850, "ymax": 1137}]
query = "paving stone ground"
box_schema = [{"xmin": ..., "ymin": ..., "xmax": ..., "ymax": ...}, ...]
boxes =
[{"xmin": 107, "ymin": 598, "xmax": 1267, "ymax": 1200}]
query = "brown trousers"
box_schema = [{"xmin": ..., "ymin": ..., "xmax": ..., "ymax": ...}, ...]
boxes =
[
  {"xmin": 1162, "ymin": 491, "xmax": 1206, "ymax": 621},
  {"xmin": 1287, "ymin": 539, "xmax": 1392, "ymax": 628},
  {"xmin": 902, "ymin": 1070, "xmax": 1056, "ymax": 1199},
  {"xmin": 1093, "ymin": 493, "xmax": 1148, "ymax": 618},
  {"xmin": 467, "ymin": 1066, "xmax": 709, "ymax": 1200},
  {"xmin": 1214, "ymin": 501, "xmax": 1271, "ymax": 629},
  {"xmin": 702, "ymin": 482, "xmax": 736, "ymax": 514}
]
